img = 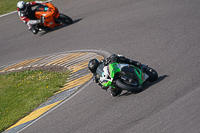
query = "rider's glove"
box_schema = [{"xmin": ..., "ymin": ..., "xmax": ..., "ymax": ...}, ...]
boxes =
[
  {"xmin": 36, "ymin": 19, "xmax": 41, "ymax": 24},
  {"xmin": 28, "ymin": 20, "xmax": 41, "ymax": 25},
  {"xmin": 104, "ymin": 58, "xmax": 110, "ymax": 65},
  {"xmin": 100, "ymin": 59, "xmax": 104, "ymax": 63}
]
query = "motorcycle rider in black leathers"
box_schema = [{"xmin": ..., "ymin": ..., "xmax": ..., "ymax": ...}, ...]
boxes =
[
  {"xmin": 88, "ymin": 54, "xmax": 142, "ymax": 97},
  {"xmin": 17, "ymin": 1, "xmax": 52, "ymax": 34},
  {"xmin": 17, "ymin": 1, "xmax": 44, "ymax": 34}
]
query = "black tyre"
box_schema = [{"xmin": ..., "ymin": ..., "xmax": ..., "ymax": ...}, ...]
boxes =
[
  {"xmin": 116, "ymin": 79, "xmax": 142, "ymax": 92},
  {"xmin": 146, "ymin": 68, "xmax": 158, "ymax": 82},
  {"xmin": 58, "ymin": 13, "xmax": 73, "ymax": 24}
]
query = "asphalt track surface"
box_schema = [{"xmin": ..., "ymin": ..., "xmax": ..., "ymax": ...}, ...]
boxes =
[{"xmin": 1, "ymin": 0, "xmax": 200, "ymax": 133}]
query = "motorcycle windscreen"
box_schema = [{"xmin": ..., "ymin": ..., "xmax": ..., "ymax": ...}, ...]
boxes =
[{"xmin": 96, "ymin": 63, "xmax": 105, "ymax": 77}]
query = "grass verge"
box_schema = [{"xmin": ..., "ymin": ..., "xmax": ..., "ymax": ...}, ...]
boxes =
[
  {"xmin": 0, "ymin": 0, "xmax": 34, "ymax": 15},
  {"xmin": 0, "ymin": 69, "xmax": 70, "ymax": 132}
]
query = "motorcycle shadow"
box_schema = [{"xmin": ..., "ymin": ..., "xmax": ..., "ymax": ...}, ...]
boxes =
[
  {"xmin": 39, "ymin": 18, "xmax": 82, "ymax": 36},
  {"xmin": 119, "ymin": 75, "xmax": 169, "ymax": 97}
]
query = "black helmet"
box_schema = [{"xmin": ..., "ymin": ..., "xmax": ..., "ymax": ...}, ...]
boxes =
[{"xmin": 88, "ymin": 59, "xmax": 100, "ymax": 73}]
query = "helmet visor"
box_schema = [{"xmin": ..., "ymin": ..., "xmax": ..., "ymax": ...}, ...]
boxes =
[{"xmin": 19, "ymin": 4, "xmax": 27, "ymax": 11}]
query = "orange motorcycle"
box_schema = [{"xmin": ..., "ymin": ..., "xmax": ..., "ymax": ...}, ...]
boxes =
[{"xmin": 32, "ymin": 1, "xmax": 73, "ymax": 34}]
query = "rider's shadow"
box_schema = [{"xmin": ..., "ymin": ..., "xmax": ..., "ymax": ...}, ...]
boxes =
[
  {"xmin": 119, "ymin": 75, "xmax": 169, "ymax": 97},
  {"xmin": 39, "ymin": 18, "xmax": 82, "ymax": 36}
]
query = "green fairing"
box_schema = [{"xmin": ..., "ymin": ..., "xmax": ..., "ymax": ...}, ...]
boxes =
[
  {"xmin": 101, "ymin": 63, "xmax": 121, "ymax": 87},
  {"xmin": 102, "ymin": 81, "xmax": 112, "ymax": 87},
  {"xmin": 109, "ymin": 63, "xmax": 121, "ymax": 78},
  {"xmin": 132, "ymin": 66, "xmax": 143, "ymax": 85},
  {"xmin": 102, "ymin": 63, "xmax": 145, "ymax": 87}
]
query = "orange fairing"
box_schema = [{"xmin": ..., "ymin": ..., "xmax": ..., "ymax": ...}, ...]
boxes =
[
  {"xmin": 34, "ymin": 3, "xmax": 60, "ymax": 28},
  {"xmin": 45, "ymin": 3, "xmax": 60, "ymax": 18},
  {"xmin": 53, "ymin": 7, "xmax": 59, "ymax": 18}
]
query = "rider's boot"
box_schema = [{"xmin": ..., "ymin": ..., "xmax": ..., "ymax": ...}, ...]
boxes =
[
  {"xmin": 110, "ymin": 88, "xmax": 122, "ymax": 97},
  {"xmin": 30, "ymin": 25, "xmax": 39, "ymax": 34}
]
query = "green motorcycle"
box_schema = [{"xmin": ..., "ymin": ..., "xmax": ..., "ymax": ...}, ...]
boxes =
[{"xmin": 96, "ymin": 62, "xmax": 158, "ymax": 93}]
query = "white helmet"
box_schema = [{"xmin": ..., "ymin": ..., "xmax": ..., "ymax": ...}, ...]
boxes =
[{"xmin": 17, "ymin": 1, "xmax": 26, "ymax": 11}]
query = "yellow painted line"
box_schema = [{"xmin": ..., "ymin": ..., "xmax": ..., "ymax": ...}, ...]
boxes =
[
  {"xmin": 0, "ymin": 57, "xmax": 43, "ymax": 72},
  {"xmin": 1, "ymin": 60, "xmax": 31, "ymax": 72},
  {"xmin": 69, "ymin": 55, "xmax": 104, "ymax": 73},
  {"xmin": 51, "ymin": 53, "xmax": 83, "ymax": 65},
  {"xmin": 45, "ymin": 52, "xmax": 88, "ymax": 66},
  {"xmin": 2, "ymin": 52, "xmax": 105, "ymax": 132},
  {"xmin": 62, "ymin": 73, "xmax": 92, "ymax": 89},
  {"xmin": 45, "ymin": 53, "xmax": 75, "ymax": 66},
  {"xmin": 69, "ymin": 60, "xmax": 89, "ymax": 73},
  {"xmin": 96, "ymin": 55, "xmax": 104, "ymax": 60},
  {"xmin": 55, "ymin": 73, "xmax": 92, "ymax": 94},
  {"xmin": 6, "ymin": 100, "xmax": 62, "ymax": 131},
  {"xmin": 24, "ymin": 58, "xmax": 44, "ymax": 66},
  {"xmin": 64, "ymin": 73, "xmax": 92, "ymax": 86},
  {"xmin": 54, "ymin": 52, "xmax": 89, "ymax": 65}
]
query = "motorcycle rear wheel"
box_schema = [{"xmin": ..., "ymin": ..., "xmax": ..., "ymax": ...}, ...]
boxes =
[{"xmin": 58, "ymin": 13, "xmax": 73, "ymax": 24}]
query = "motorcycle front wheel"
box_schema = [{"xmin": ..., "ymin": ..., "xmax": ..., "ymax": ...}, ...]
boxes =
[
  {"xmin": 116, "ymin": 79, "xmax": 142, "ymax": 92},
  {"xmin": 145, "ymin": 68, "xmax": 158, "ymax": 82},
  {"xmin": 58, "ymin": 13, "xmax": 73, "ymax": 24}
]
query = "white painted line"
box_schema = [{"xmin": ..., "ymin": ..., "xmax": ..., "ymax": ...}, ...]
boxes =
[
  {"xmin": 17, "ymin": 80, "xmax": 93, "ymax": 133},
  {"xmin": 0, "ymin": 11, "xmax": 17, "ymax": 18},
  {"xmin": 1, "ymin": 50, "xmax": 110, "ymax": 132}
]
